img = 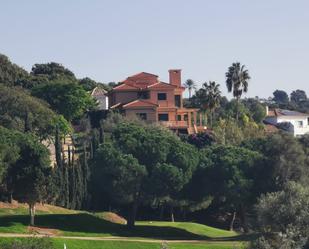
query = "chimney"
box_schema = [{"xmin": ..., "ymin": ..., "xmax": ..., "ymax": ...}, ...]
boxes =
[
  {"xmin": 265, "ymin": 105, "xmax": 269, "ymax": 116},
  {"xmin": 169, "ymin": 69, "xmax": 182, "ymax": 87}
]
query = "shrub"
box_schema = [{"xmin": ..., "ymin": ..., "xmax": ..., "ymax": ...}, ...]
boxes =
[{"xmin": 0, "ymin": 238, "xmax": 54, "ymax": 249}]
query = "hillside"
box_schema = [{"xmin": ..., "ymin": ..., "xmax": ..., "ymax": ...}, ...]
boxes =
[{"xmin": 0, "ymin": 202, "xmax": 245, "ymax": 248}]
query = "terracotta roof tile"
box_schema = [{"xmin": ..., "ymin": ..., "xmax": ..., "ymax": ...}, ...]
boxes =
[{"xmin": 123, "ymin": 99, "xmax": 158, "ymax": 109}]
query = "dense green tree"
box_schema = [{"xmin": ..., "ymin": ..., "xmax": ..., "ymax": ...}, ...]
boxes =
[
  {"xmin": 200, "ymin": 81, "xmax": 221, "ymax": 127},
  {"xmin": 185, "ymin": 131, "xmax": 216, "ymax": 149},
  {"xmin": 92, "ymin": 122, "xmax": 198, "ymax": 227},
  {"xmin": 226, "ymin": 62, "xmax": 250, "ymax": 121},
  {"xmin": 32, "ymin": 82, "xmax": 96, "ymax": 121},
  {"xmin": 184, "ymin": 79, "xmax": 197, "ymax": 99},
  {"xmin": 243, "ymin": 133, "xmax": 308, "ymax": 192},
  {"xmin": 0, "ymin": 54, "xmax": 28, "ymax": 86},
  {"xmin": 1, "ymin": 129, "xmax": 52, "ymax": 225},
  {"xmin": 0, "ymin": 86, "xmax": 57, "ymax": 140},
  {"xmin": 0, "ymin": 127, "xmax": 20, "ymax": 187},
  {"xmin": 290, "ymin": 89, "xmax": 307, "ymax": 105},
  {"xmin": 79, "ymin": 77, "xmax": 98, "ymax": 91},
  {"xmin": 273, "ymin": 90, "xmax": 289, "ymax": 105},
  {"xmin": 92, "ymin": 142, "xmax": 146, "ymax": 227},
  {"xmin": 242, "ymin": 98, "xmax": 266, "ymax": 123},
  {"xmin": 198, "ymin": 145, "xmax": 262, "ymax": 231},
  {"xmin": 250, "ymin": 182, "xmax": 309, "ymax": 249},
  {"xmin": 31, "ymin": 62, "xmax": 76, "ymax": 82}
]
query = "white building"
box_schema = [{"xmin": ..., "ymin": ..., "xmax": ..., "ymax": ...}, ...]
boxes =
[
  {"xmin": 264, "ymin": 107, "xmax": 309, "ymax": 137},
  {"xmin": 91, "ymin": 87, "xmax": 109, "ymax": 110}
]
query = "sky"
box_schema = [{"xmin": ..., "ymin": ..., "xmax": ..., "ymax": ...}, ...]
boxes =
[{"xmin": 1, "ymin": 0, "xmax": 309, "ymax": 98}]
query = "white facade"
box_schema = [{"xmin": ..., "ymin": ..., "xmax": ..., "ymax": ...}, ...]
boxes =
[
  {"xmin": 91, "ymin": 87, "xmax": 109, "ymax": 110},
  {"xmin": 264, "ymin": 109, "xmax": 309, "ymax": 137}
]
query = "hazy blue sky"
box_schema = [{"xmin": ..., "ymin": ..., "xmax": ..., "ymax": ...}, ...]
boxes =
[{"xmin": 1, "ymin": 0, "xmax": 309, "ymax": 98}]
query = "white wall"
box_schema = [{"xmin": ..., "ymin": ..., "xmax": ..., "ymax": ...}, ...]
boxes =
[{"xmin": 276, "ymin": 116, "xmax": 309, "ymax": 136}]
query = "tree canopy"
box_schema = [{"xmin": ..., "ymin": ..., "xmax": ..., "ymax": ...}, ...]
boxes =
[{"xmin": 32, "ymin": 82, "xmax": 96, "ymax": 121}]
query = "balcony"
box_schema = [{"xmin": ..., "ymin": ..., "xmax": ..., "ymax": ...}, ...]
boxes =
[{"xmin": 159, "ymin": 120, "xmax": 189, "ymax": 128}]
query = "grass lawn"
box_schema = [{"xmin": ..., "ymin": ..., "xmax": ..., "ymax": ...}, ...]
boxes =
[
  {"xmin": 0, "ymin": 203, "xmax": 248, "ymax": 249},
  {"xmin": 0, "ymin": 238, "xmax": 245, "ymax": 249}
]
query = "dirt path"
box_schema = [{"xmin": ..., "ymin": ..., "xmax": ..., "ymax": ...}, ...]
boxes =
[{"xmin": 0, "ymin": 233, "xmax": 242, "ymax": 245}]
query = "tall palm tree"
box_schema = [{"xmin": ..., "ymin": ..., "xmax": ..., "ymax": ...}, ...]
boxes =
[
  {"xmin": 184, "ymin": 79, "xmax": 196, "ymax": 99},
  {"xmin": 202, "ymin": 81, "xmax": 221, "ymax": 127},
  {"xmin": 225, "ymin": 62, "xmax": 250, "ymax": 121}
]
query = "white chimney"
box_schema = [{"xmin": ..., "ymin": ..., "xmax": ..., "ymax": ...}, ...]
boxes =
[{"xmin": 265, "ymin": 105, "xmax": 269, "ymax": 116}]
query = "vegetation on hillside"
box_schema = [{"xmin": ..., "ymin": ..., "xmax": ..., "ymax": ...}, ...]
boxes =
[{"xmin": 1, "ymin": 54, "xmax": 309, "ymax": 248}]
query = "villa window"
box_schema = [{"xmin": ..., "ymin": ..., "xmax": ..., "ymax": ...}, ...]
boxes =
[
  {"xmin": 158, "ymin": 113, "xmax": 169, "ymax": 121},
  {"xmin": 158, "ymin": 93, "xmax": 167, "ymax": 100},
  {"xmin": 138, "ymin": 91, "xmax": 149, "ymax": 99},
  {"xmin": 297, "ymin": 121, "xmax": 303, "ymax": 128},
  {"xmin": 177, "ymin": 115, "xmax": 182, "ymax": 121},
  {"xmin": 175, "ymin": 95, "xmax": 181, "ymax": 107},
  {"xmin": 137, "ymin": 113, "xmax": 147, "ymax": 120}
]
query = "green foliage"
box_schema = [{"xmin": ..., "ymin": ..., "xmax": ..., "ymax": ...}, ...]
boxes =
[
  {"xmin": 273, "ymin": 90, "xmax": 289, "ymax": 105},
  {"xmin": 250, "ymin": 182, "xmax": 309, "ymax": 249},
  {"xmin": 93, "ymin": 143, "xmax": 146, "ymax": 204},
  {"xmin": 0, "ymin": 126, "xmax": 52, "ymax": 225},
  {"xmin": 185, "ymin": 131, "xmax": 216, "ymax": 149},
  {"xmin": 0, "ymin": 127, "xmax": 20, "ymax": 183},
  {"xmin": 92, "ymin": 122, "xmax": 199, "ymax": 226},
  {"xmin": 0, "ymin": 54, "xmax": 28, "ymax": 87},
  {"xmin": 184, "ymin": 79, "xmax": 197, "ymax": 98},
  {"xmin": 0, "ymin": 238, "xmax": 54, "ymax": 249},
  {"xmin": 32, "ymin": 82, "xmax": 96, "ymax": 121},
  {"xmin": 31, "ymin": 62, "xmax": 76, "ymax": 82},
  {"xmin": 242, "ymin": 98, "xmax": 266, "ymax": 123},
  {"xmin": 243, "ymin": 132, "xmax": 308, "ymax": 191},
  {"xmin": 0, "ymin": 86, "xmax": 57, "ymax": 139},
  {"xmin": 79, "ymin": 77, "xmax": 98, "ymax": 91},
  {"xmin": 290, "ymin": 89, "xmax": 307, "ymax": 105},
  {"xmin": 193, "ymin": 145, "xmax": 262, "ymax": 231}
]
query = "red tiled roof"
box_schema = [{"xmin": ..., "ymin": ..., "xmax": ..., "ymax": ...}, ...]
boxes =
[
  {"xmin": 113, "ymin": 83, "xmax": 140, "ymax": 91},
  {"xmin": 123, "ymin": 99, "xmax": 158, "ymax": 109},
  {"xmin": 127, "ymin": 72, "xmax": 158, "ymax": 78},
  {"xmin": 147, "ymin": 81, "xmax": 176, "ymax": 89}
]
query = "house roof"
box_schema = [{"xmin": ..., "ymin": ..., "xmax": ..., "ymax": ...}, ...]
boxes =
[
  {"xmin": 91, "ymin": 86, "xmax": 107, "ymax": 96},
  {"xmin": 113, "ymin": 83, "xmax": 140, "ymax": 91},
  {"xmin": 267, "ymin": 108, "xmax": 309, "ymax": 117},
  {"xmin": 127, "ymin": 72, "xmax": 159, "ymax": 78},
  {"xmin": 147, "ymin": 81, "xmax": 176, "ymax": 89},
  {"xmin": 123, "ymin": 99, "xmax": 158, "ymax": 109}
]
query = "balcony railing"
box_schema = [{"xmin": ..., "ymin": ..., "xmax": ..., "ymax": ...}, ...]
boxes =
[{"xmin": 159, "ymin": 120, "xmax": 190, "ymax": 128}]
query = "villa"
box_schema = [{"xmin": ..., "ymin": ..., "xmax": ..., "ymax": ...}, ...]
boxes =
[
  {"xmin": 264, "ymin": 107, "xmax": 309, "ymax": 137},
  {"xmin": 109, "ymin": 69, "xmax": 205, "ymax": 134}
]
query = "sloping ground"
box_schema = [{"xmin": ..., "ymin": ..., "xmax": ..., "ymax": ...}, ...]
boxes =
[
  {"xmin": 0, "ymin": 202, "xmax": 246, "ymax": 249},
  {"xmin": 137, "ymin": 221, "xmax": 237, "ymax": 238}
]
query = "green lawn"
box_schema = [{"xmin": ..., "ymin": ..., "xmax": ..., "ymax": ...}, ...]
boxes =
[
  {"xmin": 0, "ymin": 238, "xmax": 245, "ymax": 249},
  {"xmin": 0, "ymin": 204, "xmax": 247, "ymax": 249},
  {"xmin": 0, "ymin": 209, "xmax": 239, "ymax": 240}
]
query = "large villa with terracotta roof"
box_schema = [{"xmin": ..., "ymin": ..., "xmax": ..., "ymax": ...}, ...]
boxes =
[{"xmin": 109, "ymin": 69, "xmax": 205, "ymax": 134}]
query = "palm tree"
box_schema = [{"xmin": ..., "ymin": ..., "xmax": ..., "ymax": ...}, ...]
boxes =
[
  {"xmin": 225, "ymin": 62, "xmax": 250, "ymax": 121},
  {"xmin": 202, "ymin": 81, "xmax": 221, "ymax": 127},
  {"xmin": 184, "ymin": 79, "xmax": 196, "ymax": 99}
]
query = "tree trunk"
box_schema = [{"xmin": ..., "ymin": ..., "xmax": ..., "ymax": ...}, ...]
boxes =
[
  {"xmin": 29, "ymin": 203, "xmax": 35, "ymax": 226},
  {"xmin": 127, "ymin": 201, "xmax": 138, "ymax": 229},
  {"xmin": 159, "ymin": 204, "xmax": 165, "ymax": 221},
  {"xmin": 182, "ymin": 208, "xmax": 187, "ymax": 221},
  {"xmin": 240, "ymin": 205, "xmax": 248, "ymax": 233},
  {"xmin": 170, "ymin": 206, "xmax": 175, "ymax": 222},
  {"xmin": 236, "ymin": 98, "xmax": 240, "ymax": 122},
  {"xmin": 210, "ymin": 110, "xmax": 213, "ymax": 127},
  {"xmin": 8, "ymin": 193, "xmax": 13, "ymax": 204},
  {"xmin": 229, "ymin": 211, "xmax": 236, "ymax": 231}
]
